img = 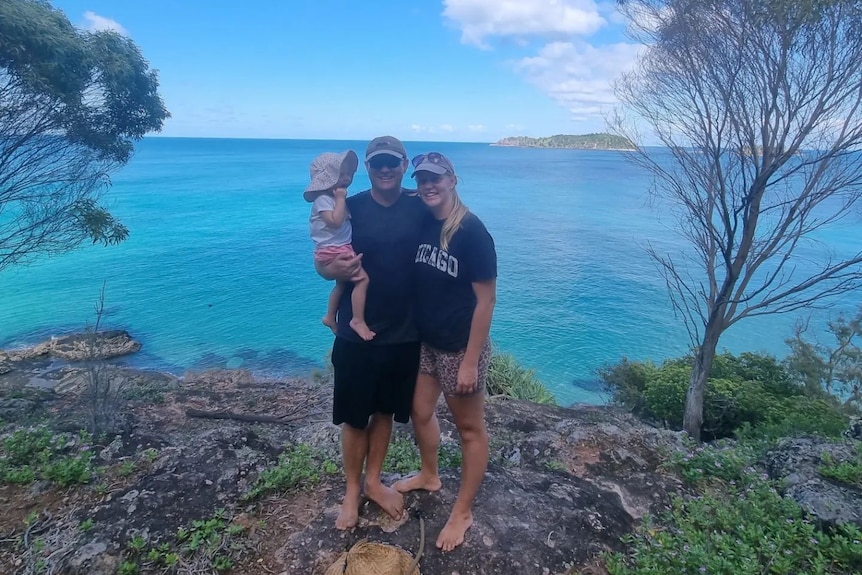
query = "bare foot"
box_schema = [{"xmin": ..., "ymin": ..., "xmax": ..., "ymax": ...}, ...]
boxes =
[
  {"xmin": 349, "ymin": 318, "xmax": 376, "ymax": 341},
  {"xmin": 365, "ymin": 481, "xmax": 403, "ymax": 520},
  {"xmin": 437, "ymin": 510, "xmax": 473, "ymax": 552},
  {"xmin": 335, "ymin": 490, "xmax": 360, "ymax": 530},
  {"xmin": 393, "ymin": 472, "xmax": 442, "ymax": 493},
  {"xmin": 321, "ymin": 316, "xmax": 337, "ymax": 335}
]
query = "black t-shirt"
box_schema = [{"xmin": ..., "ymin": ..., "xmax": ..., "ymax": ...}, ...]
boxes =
[
  {"xmin": 414, "ymin": 211, "xmax": 497, "ymax": 352},
  {"xmin": 336, "ymin": 190, "xmax": 427, "ymax": 344}
]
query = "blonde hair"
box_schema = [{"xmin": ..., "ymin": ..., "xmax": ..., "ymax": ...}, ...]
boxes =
[{"xmin": 440, "ymin": 178, "xmax": 468, "ymax": 251}]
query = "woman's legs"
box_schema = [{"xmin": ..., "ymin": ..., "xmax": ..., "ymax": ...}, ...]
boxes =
[
  {"xmin": 437, "ymin": 390, "xmax": 488, "ymax": 551},
  {"xmin": 393, "ymin": 373, "xmax": 443, "ymax": 493}
]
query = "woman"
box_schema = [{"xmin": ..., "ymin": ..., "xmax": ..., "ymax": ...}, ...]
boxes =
[{"xmin": 394, "ymin": 152, "xmax": 497, "ymax": 552}]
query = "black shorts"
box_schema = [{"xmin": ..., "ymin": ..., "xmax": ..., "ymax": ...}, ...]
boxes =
[{"xmin": 331, "ymin": 338, "xmax": 420, "ymax": 429}]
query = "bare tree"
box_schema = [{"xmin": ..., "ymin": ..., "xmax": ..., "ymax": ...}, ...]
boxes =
[
  {"xmin": 0, "ymin": 0, "xmax": 168, "ymax": 271},
  {"xmin": 613, "ymin": 0, "xmax": 862, "ymax": 440},
  {"xmin": 83, "ymin": 283, "xmax": 126, "ymax": 437}
]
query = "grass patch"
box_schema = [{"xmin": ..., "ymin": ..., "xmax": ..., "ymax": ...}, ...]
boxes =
[
  {"xmin": 242, "ymin": 443, "xmax": 337, "ymax": 500},
  {"xmin": 487, "ymin": 352, "xmax": 556, "ymax": 405},
  {"xmin": 0, "ymin": 425, "xmax": 95, "ymax": 486},
  {"xmin": 122, "ymin": 508, "xmax": 249, "ymax": 574},
  {"xmin": 383, "ymin": 435, "xmax": 462, "ymax": 474},
  {"xmin": 820, "ymin": 445, "xmax": 862, "ymax": 487}
]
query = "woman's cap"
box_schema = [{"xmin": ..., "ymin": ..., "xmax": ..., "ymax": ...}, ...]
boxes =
[
  {"xmin": 410, "ymin": 152, "xmax": 455, "ymax": 178},
  {"xmin": 304, "ymin": 150, "xmax": 359, "ymax": 202}
]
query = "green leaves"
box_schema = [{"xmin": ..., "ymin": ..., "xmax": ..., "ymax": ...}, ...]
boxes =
[
  {"xmin": 606, "ymin": 468, "xmax": 862, "ymax": 575},
  {"xmin": 601, "ymin": 350, "xmax": 852, "ymax": 439},
  {"xmin": 0, "ymin": 0, "xmax": 168, "ymax": 270}
]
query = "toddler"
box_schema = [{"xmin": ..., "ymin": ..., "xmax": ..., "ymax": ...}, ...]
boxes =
[{"xmin": 304, "ymin": 150, "xmax": 374, "ymax": 341}]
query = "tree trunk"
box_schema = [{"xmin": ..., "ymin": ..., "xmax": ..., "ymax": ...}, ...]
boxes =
[{"xmin": 684, "ymin": 322, "xmax": 722, "ymax": 442}]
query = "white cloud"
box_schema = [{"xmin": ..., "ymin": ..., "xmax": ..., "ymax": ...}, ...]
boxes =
[
  {"xmin": 82, "ymin": 11, "xmax": 128, "ymax": 35},
  {"xmin": 443, "ymin": 0, "xmax": 605, "ymax": 47},
  {"xmin": 468, "ymin": 124, "xmax": 487, "ymax": 132},
  {"xmin": 513, "ymin": 41, "xmax": 642, "ymax": 119},
  {"xmin": 410, "ymin": 124, "xmax": 460, "ymax": 134}
]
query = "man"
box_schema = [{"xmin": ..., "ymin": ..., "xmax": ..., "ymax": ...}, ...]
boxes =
[{"xmin": 316, "ymin": 135, "xmax": 427, "ymax": 529}]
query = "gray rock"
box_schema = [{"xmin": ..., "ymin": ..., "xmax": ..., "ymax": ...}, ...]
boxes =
[
  {"xmin": 764, "ymin": 437, "xmax": 862, "ymax": 528},
  {"xmin": 279, "ymin": 466, "xmax": 633, "ymax": 575}
]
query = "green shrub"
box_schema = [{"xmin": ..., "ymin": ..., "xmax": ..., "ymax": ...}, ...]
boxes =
[
  {"xmin": 598, "ymin": 358, "xmax": 659, "ymax": 417},
  {"xmin": 605, "ymin": 482, "xmax": 862, "ymax": 575},
  {"xmin": 601, "ymin": 351, "xmax": 850, "ymax": 440},
  {"xmin": 737, "ymin": 396, "xmax": 850, "ymax": 440},
  {"xmin": 607, "ymin": 441, "xmax": 862, "ymax": 575},
  {"xmin": 487, "ymin": 352, "xmax": 556, "ymax": 405}
]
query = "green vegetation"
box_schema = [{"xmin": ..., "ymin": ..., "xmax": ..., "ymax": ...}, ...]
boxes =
[
  {"xmin": 242, "ymin": 443, "xmax": 337, "ymax": 500},
  {"xmin": 599, "ymin": 351, "xmax": 853, "ymax": 440},
  {"xmin": 605, "ymin": 442, "xmax": 862, "ymax": 575},
  {"xmin": 0, "ymin": 425, "xmax": 95, "ymax": 486},
  {"xmin": 493, "ymin": 133, "xmax": 636, "ymax": 150},
  {"xmin": 382, "ymin": 434, "xmax": 462, "ymax": 474},
  {"xmin": 600, "ymin": 316, "xmax": 862, "ymax": 574},
  {"xmin": 122, "ymin": 508, "xmax": 247, "ymax": 574},
  {"xmin": 487, "ymin": 352, "xmax": 556, "ymax": 405}
]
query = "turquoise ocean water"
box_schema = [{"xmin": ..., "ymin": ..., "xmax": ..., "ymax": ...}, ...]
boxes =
[{"xmin": 1, "ymin": 138, "xmax": 859, "ymax": 405}]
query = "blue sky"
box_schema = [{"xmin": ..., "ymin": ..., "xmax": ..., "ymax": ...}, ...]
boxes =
[{"xmin": 53, "ymin": 0, "xmax": 641, "ymax": 142}]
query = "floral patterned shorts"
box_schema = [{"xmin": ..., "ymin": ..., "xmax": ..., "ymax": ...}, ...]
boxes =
[{"xmin": 419, "ymin": 339, "xmax": 492, "ymax": 396}]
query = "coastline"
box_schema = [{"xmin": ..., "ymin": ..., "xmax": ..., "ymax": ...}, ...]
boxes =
[{"xmin": 489, "ymin": 143, "xmax": 637, "ymax": 151}]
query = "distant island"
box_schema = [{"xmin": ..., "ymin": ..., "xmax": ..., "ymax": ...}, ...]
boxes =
[{"xmin": 492, "ymin": 133, "xmax": 636, "ymax": 151}]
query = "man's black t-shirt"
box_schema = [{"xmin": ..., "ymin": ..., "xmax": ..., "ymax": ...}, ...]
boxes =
[
  {"xmin": 414, "ymin": 211, "xmax": 497, "ymax": 352},
  {"xmin": 336, "ymin": 190, "xmax": 426, "ymax": 344}
]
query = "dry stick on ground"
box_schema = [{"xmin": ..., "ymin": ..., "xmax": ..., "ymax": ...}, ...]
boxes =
[{"xmin": 185, "ymin": 408, "xmax": 327, "ymax": 425}]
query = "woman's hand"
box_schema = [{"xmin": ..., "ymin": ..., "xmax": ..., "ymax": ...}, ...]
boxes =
[{"xmin": 456, "ymin": 359, "xmax": 479, "ymax": 394}]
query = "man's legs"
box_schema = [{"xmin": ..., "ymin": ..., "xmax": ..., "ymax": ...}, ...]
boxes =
[
  {"xmin": 336, "ymin": 422, "xmax": 367, "ymax": 530},
  {"xmin": 335, "ymin": 413, "xmax": 404, "ymax": 529},
  {"xmin": 363, "ymin": 413, "xmax": 404, "ymax": 519}
]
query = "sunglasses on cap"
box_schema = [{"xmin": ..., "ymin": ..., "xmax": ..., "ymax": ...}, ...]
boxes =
[
  {"xmin": 368, "ymin": 155, "xmax": 404, "ymax": 170},
  {"xmin": 411, "ymin": 152, "xmax": 446, "ymax": 167}
]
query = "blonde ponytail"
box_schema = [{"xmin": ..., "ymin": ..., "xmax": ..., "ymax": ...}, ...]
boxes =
[{"xmin": 440, "ymin": 188, "xmax": 468, "ymax": 251}]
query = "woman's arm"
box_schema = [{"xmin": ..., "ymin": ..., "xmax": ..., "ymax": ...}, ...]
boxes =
[{"xmin": 456, "ymin": 278, "xmax": 497, "ymax": 394}]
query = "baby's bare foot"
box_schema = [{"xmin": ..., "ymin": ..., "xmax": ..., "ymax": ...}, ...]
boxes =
[
  {"xmin": 321, "ymin": 316, "xmax": 337, "ymax": 335},
  {"xmin": 437, "ymin": 510, "xmax": 473, "ymax": 552},
  {"xmin": 393, "ymin": 473, "xmax": 442, "ymax": 493},
  {"xmin": 364, "ymin": 481, "xmax": 403, "ymax": 520},
  {"xmin": 349, "ymin": 318, "xmax": 376, "ymax": 341}
]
